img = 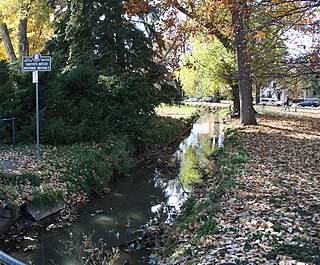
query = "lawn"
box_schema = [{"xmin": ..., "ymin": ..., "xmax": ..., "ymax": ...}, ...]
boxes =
[{"xmin": 155, "ymin": 103, "xmax": 197, "ymax": 119}]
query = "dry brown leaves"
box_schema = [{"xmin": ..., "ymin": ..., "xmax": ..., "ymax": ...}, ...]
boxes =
[
  {"xmin": 0, "ymin": 147, "xmax": 87, "ymax": 213},
  {"xmin": 195, "ymin": 113, "xmax": 320, "ymax": 264}
]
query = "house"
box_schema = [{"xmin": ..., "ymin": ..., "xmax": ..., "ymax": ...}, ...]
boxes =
[
  {"xmin": 261, "ymin": 84, "xmax": 286, "ymax": 101},
  {"xmin": 261, "ymin": 82, "xmax": 319, "ymax": 102},
  {"xmin": 302, "ymin": 88, "xmax": 319, "ymax": 101}
]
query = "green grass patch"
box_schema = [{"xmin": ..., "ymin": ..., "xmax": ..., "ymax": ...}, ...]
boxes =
[
  {"xmin": 230, "ymin": 154, "xmax": 249, "ymax": 164},
  {"xmin": 0, "ymin": 171, "xmax": 41, "ymax": 186},
  {"xmin": 31, "ymin": 185, "xmax": 64, "ymax": 208},
  {"xmin": 0, "ymin": 137, "xmax": 133, "ymax": 207},
  {"xmin": 155, "ymin": 103, "xmax": 197, "ymax": 118},
  {"xmin": 219, "ymin": 107, "xmax": 231, "ymax": 119},
  {"xmin": 48, "ymin": 140, "xmax": 132, "ymax": 195},
  {"xmin": 273, "ymin": 223, "xmax": 287, "ymax": 232},
  {"xmin": 198, "ymin": 219, "xmax": 219, "ymax": 236},
  {"xmin": 223, "ymin": 124, "xmax": 243, "ymax": 148}
]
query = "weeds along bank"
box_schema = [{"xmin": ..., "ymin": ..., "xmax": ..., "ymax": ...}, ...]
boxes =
[{"xmin": 0, "ymin": 112, "xmax": 198, "ymax": 236}]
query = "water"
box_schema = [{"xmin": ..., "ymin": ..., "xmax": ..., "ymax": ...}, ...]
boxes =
[
  {"xmin": 176, "ymin": 112, "xmax": 224, "ymax": 186},
  {"xmin": 3, "ymin": 112, "xmax": 223, "ymax": 265}
]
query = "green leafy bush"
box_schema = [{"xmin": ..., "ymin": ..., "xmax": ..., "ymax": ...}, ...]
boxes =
[{"xmin": 0, "ymin": 60, "xmax": 179, "ymax": 151}]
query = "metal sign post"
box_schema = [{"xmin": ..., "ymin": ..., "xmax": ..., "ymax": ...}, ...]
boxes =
[
  {"xmin": 35, "ymin": 73, "xmax": 40, "ymax": 159},
  {"xmin": 22, "ymin": 52, "xmax": 51, "ymax": 159}
]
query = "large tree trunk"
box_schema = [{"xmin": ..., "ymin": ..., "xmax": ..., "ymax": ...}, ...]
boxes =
[
  {"xmin": 231, "ymin": 84, "xmax": 240, "ymax": 116},
  {"xmin": 18, "ymin": 17, "xmax": 29, "ymax": 58},
  {"xmin": 0, "ymin": 23, "xmax": 18, "ymax": 63},
  {"xmin": 231, "ymin": 3, "xmax": 257, "ymax": 125}
]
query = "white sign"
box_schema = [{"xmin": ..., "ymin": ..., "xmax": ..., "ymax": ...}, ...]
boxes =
[{"xmin": 32, "ymin": 71, "xmax": 38, "ymax": 83}]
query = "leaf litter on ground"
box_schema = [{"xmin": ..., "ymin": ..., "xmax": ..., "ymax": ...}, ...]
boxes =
[{"xmin": 159, "ymin": 112, "xmax": 319, "ymax": 265}]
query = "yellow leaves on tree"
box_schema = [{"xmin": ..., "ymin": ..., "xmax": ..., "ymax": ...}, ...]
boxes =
[{"xmin": 0, "ymin": 0, "xmax": 54, "ymax": 61}]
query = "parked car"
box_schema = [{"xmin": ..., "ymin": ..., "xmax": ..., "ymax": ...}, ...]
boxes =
[
  {"xmin": 297, "ymin": 101, "xmax": 319, "ymax": 107},
  {"xmin": 292, "ymin": 98, "xmax": 304, "ymax": 104},
  {"xmin": 200, "ymin": 96, "xmax": 213, "ymax": 102},
  {"xmin": 199, "ymin": 96, "xmax": 220, "ymax": 103},
  {"xmin": 184, "ymin": 97, "xmax": 199, "ymax": 102},
  {"xmin": 258, "ymin": 98, "xmax": 285, "ymax": 106}
]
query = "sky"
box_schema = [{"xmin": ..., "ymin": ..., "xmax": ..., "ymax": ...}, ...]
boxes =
[{"xmin": 286, "ymin": 30, "xmax": 317, "ymax": 58}]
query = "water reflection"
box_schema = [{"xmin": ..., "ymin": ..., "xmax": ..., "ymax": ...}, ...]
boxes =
[
  {"xmin": 152, "ymin": 173, "xmax": 188, "ymax": 224},
  {"xmin": 176, "ymin": 112, "xmax": 223, "ymax": 187},
  {"xmin": 179, "ymin": 145, "xmax": 201, "ymax": 185}
]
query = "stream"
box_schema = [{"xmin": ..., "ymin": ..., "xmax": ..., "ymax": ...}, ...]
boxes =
[{"xmin": 3, "ymin": 112, "xmax": 223, "ymax": 265}]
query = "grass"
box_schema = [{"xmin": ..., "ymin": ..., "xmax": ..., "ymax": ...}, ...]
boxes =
[
  {"xmin": 155, "ymin": 103, "xmax": 197, "ymax": 118},
  {"xmin": 219, "ymin": 107, "xmax": 231, "ymax": 119},
  {"xmin": 31, "ymin": 185, "xmax": 64, "ymax": 208},
  {"xmin": 0, "ymin": 171, "xmax": 41, "ymax": 187},
  {"xmin": 266, "ymin": 240, "xmax": 320, "ymax": 264},
  {"xmin": 45, "ymin": 141, "xmax": 133, "ymax": 195},
  {"xmin": 254, "ymin": 104, "xmax": 320, "ymax": 119},
  {"xmin": 0, "ymin": 139, "xmax": 133, "ymax": 208}
]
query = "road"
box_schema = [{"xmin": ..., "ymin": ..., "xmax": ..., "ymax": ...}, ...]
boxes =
[{"xmin": 184, "ymin": 100, "xmax": 320, "ymax": 119}]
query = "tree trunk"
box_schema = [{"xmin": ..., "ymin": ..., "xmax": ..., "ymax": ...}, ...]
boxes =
[
  {"xmin": 231, "ymin": 3, "xmax": 257, "ymax": 125},
  {"xmin": 231, "ymin": 84, "xmax": 240, "ymax": 115},
  {"xmin": 18, "ymin": 17, "xmax": 29, "ymax": 58},
  {"xmin": 255, "ymin": 83, "xmax": 261, "ymax": 104},
  {"xmin": 0, "ymin": 23, "xmax": 18, "ymax": 63}
]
